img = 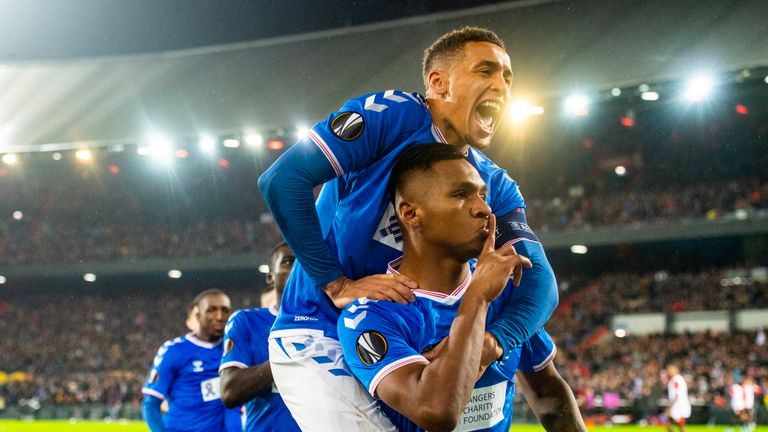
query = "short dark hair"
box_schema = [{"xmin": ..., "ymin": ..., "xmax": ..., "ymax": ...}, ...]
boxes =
[
  {"xmin": 268, "ymin": 241, "xmax": 290, "ymax": 270},
  {"xmin": 191, "ymin": 289, "xmax": 227, "ymax": 310},
  {"xmin": 388, "ymin": 143, "xmax": 466, "ymax": 203},
  {"xmin": 422, "ymin": 26, "xmax": 505, "ymax": 87}
]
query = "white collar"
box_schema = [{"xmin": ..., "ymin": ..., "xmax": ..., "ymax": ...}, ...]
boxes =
[
  {"xmin": 185, "ymin": 332, "xmax": 222, "ymax": 349},
  {"xmin": 386, "ymin": 256, "xmax": 471, "ymax": 306}
]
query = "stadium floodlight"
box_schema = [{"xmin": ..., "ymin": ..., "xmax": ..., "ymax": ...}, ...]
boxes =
[
  {"xmin": 199, "ymin": 135, "xmax": 216, "ymax": 154},
  {"xmin": 570, "ymin": 244, "xmax": 588, "ymax": 254},
  {"xmin": 75, "ymin": 149, "xmax": 92, "ymax": 161},
  {"xmin": 146, "ymin": 134, "xmax": 174, "ymax": 163},
  {"xmin": 614, "ymin": 329, "xmax": 627, "ymax": 338},
  {"xmin": 136, "ymin": 146, "xmax": 150, "ymax": 156},
  {"xmin": 0, "ymin": 275, "xmax": 5, "ymax": 284},
  {"xmin": 684, "ymin": 75, "xmax": 714, "ymax": 102},
  {"xmin": 764, "ymin": 75, "xmax": 768, "ymax": 84},
  {"xmin": 508, "ymin": 99, "xmax": 544, "ymax": 122},
  {"xmin": 296, "ymin": 125, "xmax": 311, "ymax": 139},
  {"xmin": 564, "ymin": 95, "xmax": 589, "ymax": 117},
  {"xmin": 245, "ymin": 133, "xmax": 263, "ymax": 147},
  {"xmin": 638, "ymin": 84, "xmax": 650, "ymax": 92},
  {"xmin": 2, "ymin": 153, "xmax": 18, "ymax": 165},
  {"xmin": 267, "ymin": 139, "xmax": 285, "ymax": 151},
  {"xmin": 168, "ymin": 269, "xmax": 182, "ymax": 279},
  {"xmin": 52, "ymin": 152, "xmax": 62, "ymax": 161},
  {"xmin": 614, "ymin": 165, "xmax": 627, "ymax": 176},
  {"xmin": 640, "ymin": 91, "xmax": 659, "ymax": 101},
  {"xmin": 258, "ymin": 264, "xmax": 270, "ymax": 274},
  {"xmin": 83, "ymin": 273, "xmax": 97, "ymax": 282},
  {"xmin": 12, "ymin": 211, "xmax": 23, "ymax": 220},
  {"xmin": 175, "ymin": 149, "xmax": 189, "ymax": 159},
  {"xmin": 223, "ymin": 139, "xmax": 241, "ymax": 148},
  {"xmin": 610, "ymin": 87, "xmax": 621, "ymax": 97}
]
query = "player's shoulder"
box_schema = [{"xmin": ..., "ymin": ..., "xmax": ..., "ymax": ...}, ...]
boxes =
[
  {"xmin": 340, "ymin": 90, "xmax": 428, "ymax": 119},
  {"xmin": 340, "ymin": 297, "xmax": 425, "ymax": 331},
  {"xmin": 155, "ymin": 334, "xmax": 187, "ymax": 357}
]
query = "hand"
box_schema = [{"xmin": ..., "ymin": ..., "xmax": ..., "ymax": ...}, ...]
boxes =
[
  {"xmin": 470, "ymin": 214, "xmax": 533, "ymax": 302},
  {"xmin": 326, "ymin": 274, "xmax": 417, "ymax": 309},
  {"xmin": 477, "ymin": 332, "xmax": 503, "ymax": 380}
]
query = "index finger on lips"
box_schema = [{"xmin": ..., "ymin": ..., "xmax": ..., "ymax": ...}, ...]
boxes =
[{"xmin": 483, "ymin": 214, "xmax": 497, "ymax": 254}]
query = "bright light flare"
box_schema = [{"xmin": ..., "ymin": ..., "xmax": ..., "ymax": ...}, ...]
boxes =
[
  {"xmin": 610, "ymin": 87, "xmax": 621, "ymax": 97},
  {"xmin": 640, "ymin": 91, "xmax": 659, "ymax": 101},
  {"xmin": 52, "ymin": 152, "xmax": 62, "ymax": 161},
  {"xmin": 296, "ymin": 125, "xmax": 311, "ymax": 139},
  {"xmin": 12, "ymin": 211, "xmax": 23, "ymax": 220},
  {"xmin": 75, "ymin": 149, "xmax": 92, "ymax": 161},
  {"xmin": 168, "ymin": 269, "xmax": 182, "ymax": 279},
  {"xmin": 615, "ymin": 165, "xmax": 627, "ymax": 176},
  {"xmin": 570, "ymin": 244, "xmax": 588, "ymax": 254},
  {"xmin": 0, "ymin": 275, "xmax": 5, "ymax": 284},
  {"xmin": 684, "ymin": 75, "xmax": 714, "ymax": 102},
  {"xmin": 199, "ymin": 135, "xmax": 216, "ymax": 153},
  {"xmin": 83, "ymin": 273, "xmax": 97, "ymax": 282},
  {"xmin": 258, "ymin": 264, "xmax": 270, "ymax": 274},
  {"xmin": 564, "ymin": 95, "xmax": 589, "ymax": 117},
  {"xmin": 267, "ymin": 139, "xmax": 285, "ymax": 151},
  {"xmin": 223, "ymin": 139, "xmax": 240, "ymax": 148},
  {"xmin": 2, "ymin": 153, "xmax": 18, "ymax": 165},
  {"xmin": 507, "ymin": 100, "xmax": 545, "ymax": 122},
  {"xmin": 615, "ymin": 329, "xmax": 627, "ymax": 338},
  {"xmin": 146, "ymin": 134, "xmax": 174, "ymax": 163},
  {"xmin": 245, "ymin": 133, "xmax": 263, "ymax": 147}
]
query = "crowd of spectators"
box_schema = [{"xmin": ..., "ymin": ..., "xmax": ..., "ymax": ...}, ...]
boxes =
[{"xmin": 2, "ymin": 265, "xmax": 767, "ymax": 421}]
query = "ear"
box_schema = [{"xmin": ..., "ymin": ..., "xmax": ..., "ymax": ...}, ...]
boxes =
[
  {"xmin": 427, "ymin": 68, "xmax": 449, "ymax": 98},
  {"xmin": 265, "ymin": 272, "xmax": 274, "ymax": 287},
  {"xmin": 397, "ymin": 200, "xmax": 421, "ymax": 230}
]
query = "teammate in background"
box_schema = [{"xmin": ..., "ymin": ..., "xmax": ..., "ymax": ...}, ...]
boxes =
[
  {"xmin": 186, "ymin": 304, "xmax": 199, "ymax": 333},
  {"xmin": 665, "ymin": 364, "xmax": 691, "ymax": 432},
  {"xmin": 741, "ymin": 376, "xmax": 759, "ymax": 432},
  {"xmin": 259, "ymin": 26, "xmax": 559, "ymax": 430},
  {"xmin": 338, "ymin": 144, "xmax": 584, "ymax": 431},
  {"xmin": 219, "ymin": 242, "xmax": 300, "ymax": 432},
  {"xmin": 142, "ymin": 289, "xmax": 241, "ymax": 432}
]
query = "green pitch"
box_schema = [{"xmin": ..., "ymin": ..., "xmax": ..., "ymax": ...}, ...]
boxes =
[{"xmin": 1, "ymin": 422, "xmax": 767, "ymax": 432}]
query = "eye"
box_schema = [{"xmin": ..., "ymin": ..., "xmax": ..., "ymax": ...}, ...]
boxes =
[{"xmin": 453, "ymin": 190, "xmax": 468, "ymax": 198}]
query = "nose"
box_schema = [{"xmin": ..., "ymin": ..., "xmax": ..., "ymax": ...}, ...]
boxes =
[{"xmin": 472, "ymin": 195, "xmax": 491, "ymax": 219}]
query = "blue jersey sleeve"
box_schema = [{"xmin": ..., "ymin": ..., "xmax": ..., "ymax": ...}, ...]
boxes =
[
  {"xmin": 518, "ymin": 328, "xmax": 557, "ymax": 373},
  {"xmin": 142, "ymin": 395, "xmax": 167, "ymax": 432},
  {"xmin": 220, "ymin": 310, "xmax": 261, "ymax": 370},
  {"xmin": 258, "ymin": 91, "xmax": 429, "ymax": 287},
  {"xmin": 476, "ymin": 156, "xmax": 558, "ymax": 356},
  {"xmin": 337, "ymin": 299, "xmax": 428, "ymax": 397},
  {"xmin": 142, "ymin": 340, "xmax": 179, "ymax": 401}
]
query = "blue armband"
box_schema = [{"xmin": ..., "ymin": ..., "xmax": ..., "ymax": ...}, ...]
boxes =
[{"xmin": 488, "ymin": 209, "xmax": 559, "ymax": 355}]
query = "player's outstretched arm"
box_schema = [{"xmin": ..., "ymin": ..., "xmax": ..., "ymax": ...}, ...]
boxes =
[
  {"xmin": 220, "ymin": 363, "xmax": 273, "ymax": 408},
  {"xmin": 142, "ymin": 395, "xmax": 167, "ymax": 432},
  {"xmin": 516, "ymin": 363, "xmax": 587, "ymax": 432},
  {"xmin": 486, "ymin": 209, "xmax": 559, "ymax": 357},
  {"xmin": 376, "ymin": 217, "xmax": 531, "ymax": 431}
]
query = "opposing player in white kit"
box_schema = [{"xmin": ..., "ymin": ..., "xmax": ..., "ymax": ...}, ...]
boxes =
[{"xmin": 665, "ymin": 364, "xmax": 691, "ymax": 432}]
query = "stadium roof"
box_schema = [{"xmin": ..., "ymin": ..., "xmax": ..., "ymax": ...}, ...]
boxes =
[{"xmin": 1, "ymin": 0, "xmax": 767, "ymax": 150}]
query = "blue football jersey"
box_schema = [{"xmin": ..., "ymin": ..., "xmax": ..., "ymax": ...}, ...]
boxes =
[
  {"xmin": 142, "ymin": 334, "xmax": 236, "ymax": 432},
  {"xmin": 337, "ymin": 259, "xmax": 556, "ymax": 432},
  {"xmin": 273, "ymin": 90, "xmax": 526, "ymax": 338},
  {"xmin": 220, "ymin": 307, "xmax": 300, "ymax": 432}
]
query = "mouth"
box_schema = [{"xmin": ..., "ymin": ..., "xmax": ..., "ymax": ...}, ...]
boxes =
[{"xmin": 474, "ymin": 100, "xmax": 503, "ymax": 136}]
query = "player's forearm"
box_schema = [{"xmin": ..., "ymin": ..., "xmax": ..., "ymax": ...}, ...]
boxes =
[
  {"xmin": 220, "ymin": 363, "xmax": 273, "ymax": 408},
  {"xmin": 488, "ymin": 241, "xmax": 558, "ymax": 355},
  {"xmin": 142, "ymin": 395, "xmax": 167, "ymax": 432},
  {"xmin": 518, "ymin": 366, "xmax": 586, "ymax": 432},
  {"xmin": 258, "ymin": 142, "xmax": 344, "ymax": 287},
  {"xmin": 413, "ymin": 294, "xmax": 491, "ymax": 431}
]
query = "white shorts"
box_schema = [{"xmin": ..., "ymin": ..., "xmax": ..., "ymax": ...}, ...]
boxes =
[
  {"xmin": 269, "ymin": 329, "xmax": 396, "ymax": 432},
  {"xmin": 670, "ymin": 402, "xmax": 691, "ymax": 420}
]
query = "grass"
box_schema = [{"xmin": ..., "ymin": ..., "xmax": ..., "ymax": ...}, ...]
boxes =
[{"xmin": 0, "ymin": 421, "xmax": 766, "ymax": 431}]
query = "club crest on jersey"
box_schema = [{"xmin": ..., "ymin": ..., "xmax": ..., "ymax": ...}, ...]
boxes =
[
  {"xmin": 330, "ymin": 111, "xmax": 364, "ymax": 141},
  {"xmin": 356, "ymin": 331, "xmax": 388, "ymax": 366},
  {"xmin": 223, "ymin": 339, "xmax": 234, "ymax": 356},
  {"xmin": 192, "ymin": 360, "xmax": 204, "ymax": 372}
]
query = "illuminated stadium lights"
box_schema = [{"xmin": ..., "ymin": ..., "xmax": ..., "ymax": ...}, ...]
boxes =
[
  {"xmin": 2, "ymin": 153, "xmax": 18, "ymax": 165},
  {"xmin": 245, "ymin": 133, "xmax": 263, "ymax": 147},
  {"xmin": 52, "ymin": 152, "xmax": 62, "ymax": 161},
  {"xmin": 12, "ymin": 211, "xmax": 23, "ymax": 220},
  {"xmin": 175, "ymin": 149, "xmax": 189, "ymax": 158},
  {"xmin": 564, "ymin": 95, "xmax": 589, "ymax": 117},
  {"xmin": 615, "ymin": 165, "xmax": 627, "ymax": 176},
  {"xmin": 199, "ymin": 135, "xmax": 216, "ymax": 153},
  {"xmin": 218, "ymin": 158, "xmax": 230, "ymax": 169},
  {"xmin": 620, "ymin": 116, "xmax": 634, "ymax": 127},
  {"xmin": 83, "ymin": 273, "xmax": 97, "ymax": 282},
  {"xmin": 109, "ymin": 164, "xmax": 120, "ymax": 175},
  {"xmin": 507, "ymin": 99, "xmax": 544, "ymax": 122},
  {"xmin": 640, "ymin": 91, "xmax": 659, "ymax": 101},
  {"xmin": 223, "ymin": 139, "xmax": 241, "ymax": 148},
  {"xmin": 0, "ymin": 275, "xmax": 5, "ymax": 284},
  {"xmin": 610, "ymin": 87, "xmax": 621, "ymax": 97},
  {"xmin": 570, "ymin": 245, "xmax": 588, "ymax": 254},
  {"xmin": 684, "ymin": 75, "xmax": 714, "ymax": 102},
  {"xmin": 267, "ymin": 139, "xmax": 285, "ymax": 150},
  {"xmin": 258, "ymin": 264, "xmax": 270, "ymax": 274},
  {"xmin": 638, "ymin": 84, "xmax": 650, "ymax": 92},
  {"xmin": 614, "ymin": 329, "xmax": 627, "ymax": 338},
  {"xmin": 136, "ymin": 146, "xmax": 150, "ymax": 156},
  {"xmin": 764, "ymin": 75, "xmax": 768, "ymax": 84},
  {"xmin": 75, "ymin": 149, "xmax": 92, "ymax": 161},
  {"xmin": 296, "ymin": 125, "xmax": 311, "ymax": 139},
  {"xmin": 168, "ymin": 269, "xmax": 182, "ymax": 279},
  {"xmin": 145, "ymin": 134, "xmax": 174, "ymax": 162},
  {"xmin": 735, "ymin": 104, "xmax": 749, "ymax": 115}
]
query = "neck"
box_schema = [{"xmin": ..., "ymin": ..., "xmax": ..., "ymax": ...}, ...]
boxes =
[
  {"xmin": 194, "ymin": 331, "xmax": 219, "ymax": 343},
  {"xmin": 274, "ymin": 289, "xmax": 283, "ymax": 309},
  {"xmin": 396, "ymin": 243, "xmax": 469, "ymax": 295},
  {"xmin": 426, "ymin": 97, "xmax": 470, "ymax": 154}
]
